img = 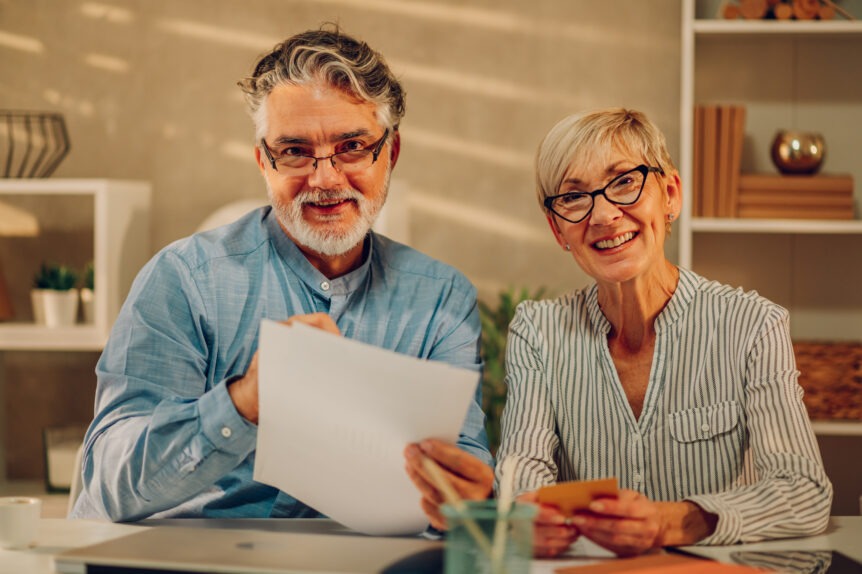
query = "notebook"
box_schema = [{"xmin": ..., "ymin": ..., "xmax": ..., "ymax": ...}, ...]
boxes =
[{"xmin": 54, "ymin": 525, "xmax": 443, "ymax": 574}]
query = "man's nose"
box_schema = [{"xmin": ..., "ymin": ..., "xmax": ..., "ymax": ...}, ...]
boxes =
[{"xmin": 306, "ymin": 158, "xmax": 346, "ymax": 188}]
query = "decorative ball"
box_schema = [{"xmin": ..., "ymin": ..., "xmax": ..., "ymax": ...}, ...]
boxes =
[{"xmin": 770, "ymin": 130, "xmax": 825, "ymax": 175}]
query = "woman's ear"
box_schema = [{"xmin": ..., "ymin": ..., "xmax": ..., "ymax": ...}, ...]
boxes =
[
  {"xmin": 664, "ymin": 170, "xmax": 683, "ymax": 217},
  {"xmin": 545, "ymin": 213, "xmax": 569, "ymax": 250}
]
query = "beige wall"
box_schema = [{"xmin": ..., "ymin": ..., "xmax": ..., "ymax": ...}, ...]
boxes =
[
  {"xmin": 0, "ymin": 0, "xmax": 681, "ymax": 479},
  {"xmin": 0, "ymin": 0, "xmax": 682, "ymax": 299}
]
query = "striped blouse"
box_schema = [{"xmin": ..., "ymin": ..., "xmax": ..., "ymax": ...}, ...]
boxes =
[{"xmin": 497, "ymin": 268, "xmax": 832, "ymax": 545}]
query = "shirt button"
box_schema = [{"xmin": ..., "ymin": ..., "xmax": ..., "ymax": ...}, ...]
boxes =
[
  {"xmin": 633, "ymin": 473, "xmax": 642, "ymax": 483},
  {"xmin": 701, "ymin": 423, "xmax": 710, "ymax": 432},
  {"xmin": 320, "ymin": 281, "xmax": 330, "ymax": 291},
  {"xmin": 632, "ymin": 433, "xmax": 640, "ymax": 442},
  {"xmin": 221, "ymin": 427, "xmax": 232, "ymax": 438}
]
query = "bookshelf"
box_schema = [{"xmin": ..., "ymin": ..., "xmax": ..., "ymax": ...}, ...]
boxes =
[{"xmin": 679, "ymin": 0, "xmax": 862, "ymax": 343}]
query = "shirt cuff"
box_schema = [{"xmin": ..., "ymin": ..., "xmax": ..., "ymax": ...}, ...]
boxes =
[
  {"xmin": 198, "ymin": 379, "xmax": 257, "ymax": 457},
  {"xmin": 685, "ymin": 494, "xmax": 743, "ymax": 546}
]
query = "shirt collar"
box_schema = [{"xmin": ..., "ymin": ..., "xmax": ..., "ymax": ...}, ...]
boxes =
[
  {"xmin": 586, "ymin": 267, "xmax": 697, "ymax": 335},
  {"xmin": 264, "ymin": 209, "xmax": 374, "ymax": 298}
]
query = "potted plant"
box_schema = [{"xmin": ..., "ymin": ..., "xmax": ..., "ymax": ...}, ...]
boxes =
[
  {"xmin": 80, "ymin": 261, "xmax": 94, "ymax": 323},
  {"xmin": 31, "ymin": 262, "xmax": 79, "ymax": 327},
  {"xmin": 478, "ymin": 286, "xmax": 546, "ymax": 455}
]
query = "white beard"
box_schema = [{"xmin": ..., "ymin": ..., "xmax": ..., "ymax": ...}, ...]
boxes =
[{"xmin": 267, "ymin": 169, "xmax": 390, "ymax": 256}]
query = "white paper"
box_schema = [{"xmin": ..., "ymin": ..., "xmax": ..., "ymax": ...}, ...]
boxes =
[{"xmin": 253, "ymin": 319, "xmax": 481, "ymax": 536}]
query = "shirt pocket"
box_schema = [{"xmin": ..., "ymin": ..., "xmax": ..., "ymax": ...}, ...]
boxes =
[{"xmin": 668, "ymin": 400, "xmax": 745, "ymax": 499}]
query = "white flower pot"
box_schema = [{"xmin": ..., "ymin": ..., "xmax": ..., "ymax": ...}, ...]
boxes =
[
  {"xmin": 80, "ymin": 288, "xmax": 95, "ymax": 324},
  {"xmin": 32, "ymin": 289, "xmax": 78, "ymax": 327}
]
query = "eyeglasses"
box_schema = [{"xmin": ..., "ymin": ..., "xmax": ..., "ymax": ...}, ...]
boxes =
[
  {"xmin": 543, "ymin": 164, "xmax": 664, "ymax": 224},
  {"xmin": 261, "ymin": 129, "xmax": 390, "ymax": 175}
]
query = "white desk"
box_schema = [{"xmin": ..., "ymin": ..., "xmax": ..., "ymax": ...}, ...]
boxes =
[{"xmin": 1, "ymin": 516, "xmax": 859, "ymax": 573}]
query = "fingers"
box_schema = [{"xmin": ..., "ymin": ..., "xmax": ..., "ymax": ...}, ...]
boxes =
[
  {"xmin": 417, "ymin": 439, "xmax": 494, "ymax": 496},
  {"xmin": 573, "ymin": 490, "xmax": 661, "ymax": 557},
  {"xmin": 533, "ymin": 521, "xmax": 580, "ymax": 558},
  {"xmin": 283, "ymin": 313, "xmax": 342, "ymax": 335},
  {"xmin": 227, "ymin": 352, "xmax": 260, "ymax": 423},
  {"xmin": 403, "ymin": 440, "xmax": 493, "ymax": 531}
]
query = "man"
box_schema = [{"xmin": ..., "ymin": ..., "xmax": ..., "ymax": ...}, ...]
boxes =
[{"xmin": 71, "ymin": 26, "xmax": 492, "ymax": 528}]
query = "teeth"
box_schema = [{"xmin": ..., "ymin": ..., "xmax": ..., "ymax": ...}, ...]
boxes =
[{"xmin": 595, "ymin": 232, "xmax": 635, "ymax": 250}]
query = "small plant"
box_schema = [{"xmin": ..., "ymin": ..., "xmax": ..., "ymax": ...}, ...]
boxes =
[
  {"xmin": 82, "ymin": 262, "xmax": 94, "ymax": 290},
  {"xmin": 478, "ymin": 286, "xmax": 546, "ymax": 455},
  {"xmin": 33, "ymin": 262, "xmax": 78, "ymax": 291}
]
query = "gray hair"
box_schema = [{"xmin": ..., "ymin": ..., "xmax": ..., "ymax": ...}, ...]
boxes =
[
  {"xmin": 535, "ymin": 108, "xmax": 675, "ymax": 209},
  {"xmin": 238, "ymin": 25, "xmax": 406, "ymax": 140}
]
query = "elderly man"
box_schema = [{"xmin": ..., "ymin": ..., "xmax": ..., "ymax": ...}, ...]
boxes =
[{"xmin": 72, "ymin": 26, "xmax": 492, "ymax": 529}]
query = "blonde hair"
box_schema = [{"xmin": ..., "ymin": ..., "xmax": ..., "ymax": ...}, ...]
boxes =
[{"xmin": 535, "ymin": 108, "xmax": 675, "ymax": 209}]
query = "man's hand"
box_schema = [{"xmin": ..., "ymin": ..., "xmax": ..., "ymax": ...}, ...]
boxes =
[
  {"xmin": 570, "ymin": 490, "xmax": 717, "ymax": 557},
  {"xmin": 517, "ymin": 491, "xmax": 580, "ymax": 558},
  {"xmin": 403, "ymin": 439, "xmax": 493, "ymax": 530},
  {"xmin": 228, "ymin": 313, "xmax": 341, "ymax": 424}
]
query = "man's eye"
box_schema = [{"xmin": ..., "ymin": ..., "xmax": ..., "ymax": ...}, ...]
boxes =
[
  {"xmin": 281, "ymin": 147, "xmax": 310, "ymax": 157},
  {"xmin": 338, "ymin": 140, "xmax": 365, "ymax": 153}
]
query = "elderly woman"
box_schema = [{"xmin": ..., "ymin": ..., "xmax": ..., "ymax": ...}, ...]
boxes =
[{"xmin": 496, "ymin": 108, "xmax": 832, "ymax": 557}]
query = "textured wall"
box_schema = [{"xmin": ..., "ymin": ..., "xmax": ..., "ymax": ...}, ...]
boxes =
[
  {"xmin": 0, "ymin": 0, "xmax": 681, "ymax": 479},
  {"xmin": 0, "ymin": 0, "xmax": 681, "ymax": 298}
]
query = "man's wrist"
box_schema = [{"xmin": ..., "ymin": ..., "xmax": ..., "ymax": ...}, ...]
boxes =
[
  {"xmin": 227, "ymin": 376, "xmax": 258, "ymax": 424},
  {"xmin": 656, "ymin": 501, "xmax": 718, "ymax": 547}
]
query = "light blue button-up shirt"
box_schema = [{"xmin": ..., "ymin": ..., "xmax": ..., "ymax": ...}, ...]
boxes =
[{"xmin": 72, "ymin": 207, "xmax": 491, "ymax": 521}]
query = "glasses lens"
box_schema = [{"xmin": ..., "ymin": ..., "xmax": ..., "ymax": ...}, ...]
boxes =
[
  {"xmin": 332, "ymin": 149, "xmax": 374, "ymax": 173},
  {"xmin": 277, "ymin": 155, "xmax": 314, "ymax": 171},
  {"xmin": 552, "ymin": 193, "xmax": 592, "ymax": 222},
  {"xmin": 606, "ymin": 169, "xmax": 645, "ymax": 205}
]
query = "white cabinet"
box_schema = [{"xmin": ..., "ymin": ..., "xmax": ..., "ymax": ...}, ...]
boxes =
[
  {"xmin": 679, "ymin": 0, "xmax": 862, "ymax": 342},
  {"xmin": 0, "ymin": 179, "xmax": 151, "ymax": 350}
]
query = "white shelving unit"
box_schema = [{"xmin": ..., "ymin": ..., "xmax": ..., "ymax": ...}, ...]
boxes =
[
  {"xmin": 0, "ymin": 179, "xmax": 151, "ymax": 350},
  {"xmin": 679, "ymin": 0, "xmax": 862, "ymax": 342},
  {"xmin": 680, "ymin": 0, "xmax": 862, "ymax": 515}
]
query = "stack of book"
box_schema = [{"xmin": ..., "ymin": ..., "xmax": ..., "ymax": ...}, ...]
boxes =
[
  {"xmin": 693, "ymin": 103, "xmax": 856, "ymax": 220},
  {"xmin": 692, "ymin": 104, "xmax": 746, "ymax": 217},
  {"xmin": 737, "ymin": 173, "xmax": 855, "ymax": 219}
]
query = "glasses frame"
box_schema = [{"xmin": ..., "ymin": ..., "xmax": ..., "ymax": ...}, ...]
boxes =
[
  {"xmin": 261, "ymin": 128, "xmax": 390, "ymax": 174},
  {"xmin": 543, "ymin": 164, "xmax": 665, "ymax": 224}
]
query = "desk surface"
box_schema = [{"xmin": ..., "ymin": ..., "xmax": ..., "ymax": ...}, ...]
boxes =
[{"xmin": 2, "ymin": 516, "xmax": 859, "ymax": 574}]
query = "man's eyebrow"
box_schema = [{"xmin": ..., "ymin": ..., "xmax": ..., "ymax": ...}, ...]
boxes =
[{"xmin": 271, "ymin": 129, "xmax": 373, "ymax": 147}]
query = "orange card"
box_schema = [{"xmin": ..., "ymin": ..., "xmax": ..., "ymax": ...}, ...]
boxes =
[{"xmin": 536, "ymin": 478, "xmax": 619, "ymax": 516}]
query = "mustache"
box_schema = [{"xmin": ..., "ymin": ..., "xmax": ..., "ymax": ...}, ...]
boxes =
[{"xmin": 295, "ymin": 188, "xmax": 363, "ymax": 205}]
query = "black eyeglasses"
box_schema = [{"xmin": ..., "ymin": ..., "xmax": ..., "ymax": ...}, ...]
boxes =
[
  {"xmin": 261, "ymin": 129, "xmax": 390, "ymax": 176},
  {"xmin": 543, "ymin": 164, "xmax": 665, "ymax": 224}
]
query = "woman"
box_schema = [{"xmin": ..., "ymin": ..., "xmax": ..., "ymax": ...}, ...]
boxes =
[{"xmin": 496, "ymin": 108, "xmax": 832, "ymax": 557}]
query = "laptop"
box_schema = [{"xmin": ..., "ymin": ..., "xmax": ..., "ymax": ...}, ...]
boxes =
[{"xmin": 54, "ymin": 525, "xmax": 443, "ymax": 574}]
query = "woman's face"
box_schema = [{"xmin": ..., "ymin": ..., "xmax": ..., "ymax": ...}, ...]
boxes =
[{"xmin": 546, "ymin": 147, "xmax": 681, "ymax": 286}]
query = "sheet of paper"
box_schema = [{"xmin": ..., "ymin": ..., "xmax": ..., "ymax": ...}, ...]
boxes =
[{"xmin": 253, "ymin": 320, "xmax": 481, "ymax": 536}]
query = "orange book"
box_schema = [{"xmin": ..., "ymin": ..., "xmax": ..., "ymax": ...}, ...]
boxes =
[
  {"xmin": 693, "ymin": 105, "xmax": 704, "ymax": 216},
  {"xmin": 728, "ymin": 105, "xmax": 746, "ymax": 217},
  {"xmin": 738, "ymin": 173, "xmax": 854, "ymax": 194},
  {"xmin": 717, "ymin": 105, "xmax": 734, "ymax": 217},
  {"xmin": 701, "ymin": 105, "xmax": 718, "ymax": 217}
]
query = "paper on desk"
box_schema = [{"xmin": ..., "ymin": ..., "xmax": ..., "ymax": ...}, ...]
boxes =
[{"xmin": 252, "ymin": 320, "xmax": 481, "ymax": 536}]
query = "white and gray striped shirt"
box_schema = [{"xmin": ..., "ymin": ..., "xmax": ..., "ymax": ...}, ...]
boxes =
[{"xmin": 497, "ymin": 268, "xmax": 832, "ymax": 545}]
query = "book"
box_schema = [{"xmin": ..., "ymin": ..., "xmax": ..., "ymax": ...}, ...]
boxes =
[
  {"xmin": 717, "ymin": 105, "xmax": 733, "ymax": 217},
  {"xmin": 738, "ymin": 173, "xmax": 854, "ymax": 194},
  {"xmin": 728, "ymin": 105, "xmax": 746, "ymax": 217},
  {"xmin": 693, "ymin": 105, "xmax": 704, "ymax": 216},
  {"xmin": 701, "ymin": 105, "xmax": 718, "ymax": 217}
]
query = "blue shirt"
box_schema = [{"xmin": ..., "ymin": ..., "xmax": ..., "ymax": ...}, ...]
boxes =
[{"xmin": 72, "ymin": 207, "xmax": 491, "ymax": 521}]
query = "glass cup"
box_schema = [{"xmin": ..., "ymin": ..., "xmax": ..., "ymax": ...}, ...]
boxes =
[
  {"xmin": 441, "ymin": 500, "xmax": 536, "ymax": 574},
  {"xmin": 0, "ymin": 496, "xmax": 41, "ymax": 549}
]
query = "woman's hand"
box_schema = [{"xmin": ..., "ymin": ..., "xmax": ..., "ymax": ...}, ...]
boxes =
[
  {"xmin": 403, "ymin": 439, "xmax": 494, "ymax": 530},
  {"xmin": 518, "ymin": 491, "xmax": 580, "ymax": 558},
  {"xmin": 571, "ymin": 490, "xmax": 716, "ymax": 557}
]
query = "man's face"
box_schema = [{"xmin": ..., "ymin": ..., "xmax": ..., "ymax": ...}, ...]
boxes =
[{"xmin": 255, "ymin": 83, "xmax": 397, "ymax": 257}]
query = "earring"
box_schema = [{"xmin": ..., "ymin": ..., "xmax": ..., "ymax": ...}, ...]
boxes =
[
  {"xmin": 667, "ymin": 213, "xmax": 675, "ymax": 222},
  {"xmin": 666, "ymin": 214, "xmax": 675, "ymax": 235},
  {"xmin": 564, "ymin": 244, "xmax": 571, "ymax": 251}
]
